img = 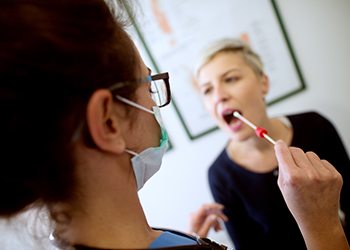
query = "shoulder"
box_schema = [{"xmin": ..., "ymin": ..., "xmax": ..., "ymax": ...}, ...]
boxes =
[
  {"xmin": 286, "ymin": 111, "xmax": 346, "ymax": 155},
  {"xmin": 207, "ymin": 148, "xmax": 243, "ymax": 191},
  {"xmin": 208, "ymin": 148, "xmax": 232, "ymax": 176},
  {"xmin": 287, "ymin": 111, "xmax": 336, "ymax": 132},
  {"xmin": 287, "ymin": 111, "xmax": 330, "ymax": 123}
]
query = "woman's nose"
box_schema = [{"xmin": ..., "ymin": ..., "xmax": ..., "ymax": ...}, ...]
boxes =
[{"xmin": 213, "ymin": 85, "xmax": 229, "ymax": 104}]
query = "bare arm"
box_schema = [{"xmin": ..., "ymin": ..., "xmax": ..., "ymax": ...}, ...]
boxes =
[{"xmin": 274, "ymin": 140, "xmax": 349, "ymax": 250}]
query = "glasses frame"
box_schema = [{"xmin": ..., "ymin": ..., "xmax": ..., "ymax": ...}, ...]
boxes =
[{"xmin": 109, "ymin": 72, "xmax": 171, "ymax": 107}]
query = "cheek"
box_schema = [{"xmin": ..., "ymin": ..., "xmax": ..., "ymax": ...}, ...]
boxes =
[
  {"xmin": 244, "ymin": 90, "xmax": 267, "ymax": 120},
  {"xmin": 238, "ymin": 83, "xmax": 264, "ymax": 104},
  {"xmin": 203, "ymin": 97, "xmax": 216, "ymax": 117},
  {"xmin": 135, "ymin": 113, "xmax": 160, "ymax": 149},
  {"xmin": 249, "ymin": 88, "xmax": 266, "ymax": 105}
]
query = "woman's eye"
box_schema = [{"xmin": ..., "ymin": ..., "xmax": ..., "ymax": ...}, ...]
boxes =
[
  {"xmin": 225, "ymin": 76, "xmax": 239, "ymax": 83},
  {"xmin": 201, "ymin": 87, "xmax": 212, "ymax": 96}
]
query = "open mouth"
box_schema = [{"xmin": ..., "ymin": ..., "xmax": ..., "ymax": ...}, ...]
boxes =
[{"xmin": 222, "ymin": 109, "xmax": 242, "ymax": 125}]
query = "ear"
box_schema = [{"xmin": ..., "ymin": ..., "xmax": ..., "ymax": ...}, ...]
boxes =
[
  {"xmin": 86, "ymin": 89, "xmax": 126, "ymax": 154},
  {"xmin": 260, "ymin": 74, "xmax": 270, "ymax": 96}
]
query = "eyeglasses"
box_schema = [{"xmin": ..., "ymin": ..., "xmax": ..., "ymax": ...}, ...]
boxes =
[{"xmin": 109, "ymin": 72, "xmax": 171, "ymax": 107}]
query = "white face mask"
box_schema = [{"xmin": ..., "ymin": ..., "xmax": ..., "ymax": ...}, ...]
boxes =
[{"xmin": 116, "ymin": 95, "xmax": 169, "ymax": 191}]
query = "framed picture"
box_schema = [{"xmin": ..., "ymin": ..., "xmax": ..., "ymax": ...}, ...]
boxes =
[{"xmin": 126, "ymin": 0, "xmax": 306, "ymax": 140}]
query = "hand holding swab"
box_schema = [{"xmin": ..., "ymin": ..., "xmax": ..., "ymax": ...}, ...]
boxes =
[{"xmin": 233, "ymin": 111, "xmax": 276, "ymax": 145}]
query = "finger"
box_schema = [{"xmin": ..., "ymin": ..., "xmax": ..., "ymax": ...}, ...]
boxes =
[
  {"xmin": 289, "ymin": 147, "xmax": 311, "ymax": 169},
  {"xmin": 321, "ymin": 159, "xmax": 343, "ymax": 183},
  {"xmin": 305, "ymin": 152, "xmax": 340, "ymax": 182},
  {"xmin": 203, "ymin": 203, "xmax": 224, "ymax": 212},
  {"xmin": 198, "ymin": 203, "xmax": 224, "ymax": 216},
  {"xmin": 197, "ymin": 214, "xmax": 218, "ymax": 237},
  {"xmin": 321, "ymin": 159, "xmax": 338, "ymax": 172},
  {"xmin": 305, "ymin": 151, "xmax": 327, "ymax": 173},
  {"xmin": 214, "ymin": 220, "xmax": 223, "ymax": 232},
  {"xmin": 191, "ymin": 204, "xmax": 217, "ymax": 222},
  {"xmin": 217, "ymin": 212, "xmax": 228, "ymax": 222},
  {"xmin": 203, "ymin": 204, "xmax": 227, "ymax": 220},
  {"xmin": 208, "ymin": 207, "xmax": 228, "ymax": 221},
  {"xmin": 306, "ymin": 151, "xmax": 320, "ymax": 161},
  {"xmin": 320, "ymin": 160, "xmax": 338, "ymax": 172},
  {"xmin": 274, "ymin": 140, "xmax": 297, "ymax": 172}
]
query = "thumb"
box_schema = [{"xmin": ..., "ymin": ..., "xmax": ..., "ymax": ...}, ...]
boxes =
[{"xmin": 274, "ymin": 140, "xmax": 296, "ymax": 173}]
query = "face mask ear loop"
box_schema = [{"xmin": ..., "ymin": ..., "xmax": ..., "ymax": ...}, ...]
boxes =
[
  {"xmin": 116, "ymin": 95, "xmax": 154, "ymax": 114},
  {"xmin": 125, "ymin": 149, "xmax": 138, "ymax": 156}
]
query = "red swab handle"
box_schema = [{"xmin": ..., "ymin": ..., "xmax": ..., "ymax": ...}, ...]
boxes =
[{"xmin": 255, "ymin": 127, "xmax": 267, "ymax": 138}]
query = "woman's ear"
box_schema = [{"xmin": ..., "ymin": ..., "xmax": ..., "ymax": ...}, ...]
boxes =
[
  {"xmin": 86, "ymin": 89, "xmax": 125, "ymax": 154},
  {"xmin": 261, "ymin": 74, "xmax": 270, "ymax": 96}
]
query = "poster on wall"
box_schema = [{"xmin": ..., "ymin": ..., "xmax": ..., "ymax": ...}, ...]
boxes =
[{"xmin": 126, "ymin": 0, "xmax": 306, "ymax": 140}]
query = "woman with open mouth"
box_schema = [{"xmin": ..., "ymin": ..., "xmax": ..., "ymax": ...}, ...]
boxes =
[{"xmin": 190, "ymin": 38, "xmax": 350, "ymax": 250}]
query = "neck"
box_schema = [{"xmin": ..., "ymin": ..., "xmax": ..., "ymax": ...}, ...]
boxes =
[
  {"xmin": 53, "ymin": 201, "xmax": 156, "ymax": 249},
  {"xmin": 226, "ymin": 116, "xmax": 292, "ymax": 172},
  {"xmin": 51, "ymin": 146, "xmax": 160, "ymax": 249}
]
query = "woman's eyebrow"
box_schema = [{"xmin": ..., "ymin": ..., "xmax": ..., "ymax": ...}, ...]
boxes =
[
  {"xmin": 221, "ymin": 68, "xmax": 240, "ymax": 78},
  {"xmin": 199, "ymin": 68, "xmax": 241, "ymax": 88},
  {"xmin": 199, "ymin": 81, "xmax": 211, "ymax": 89}
]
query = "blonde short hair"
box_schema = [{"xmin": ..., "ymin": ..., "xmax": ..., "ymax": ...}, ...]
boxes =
[{"xmin": 194, "ymin": 38, "xmax": 264, "ymax": 78}]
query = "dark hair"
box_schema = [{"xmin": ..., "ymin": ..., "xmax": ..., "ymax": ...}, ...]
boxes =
[{"xmin": 0, "ymin": 0, "xmax": 137, "ymax": 217}]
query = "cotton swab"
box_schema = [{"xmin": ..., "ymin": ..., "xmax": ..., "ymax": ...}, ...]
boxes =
[{"xmin": 233, "ymin": 111, "xmax": 276, "ymax": 145}]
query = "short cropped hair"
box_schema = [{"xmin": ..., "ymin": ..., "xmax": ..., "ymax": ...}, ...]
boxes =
[{"xmin": 194, "ymin": 38, "xmax": 264, "ymax": 79}]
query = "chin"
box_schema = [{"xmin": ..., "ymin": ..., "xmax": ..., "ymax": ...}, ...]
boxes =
[{"xmin": 228, "ymin": 130, "xmax": 252, "ymax": 143}]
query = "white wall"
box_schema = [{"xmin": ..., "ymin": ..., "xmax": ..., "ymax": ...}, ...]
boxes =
[{"xmin": 139, "ymin": 0, "xmax": 350, "ymax": 248}]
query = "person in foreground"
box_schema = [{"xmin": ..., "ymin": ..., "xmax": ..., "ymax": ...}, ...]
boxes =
[
  {"xmin": 0, "ymin": 1, "xmax": 348, "ymax": 249},
  {"xmin": 189, "ymin": 38, "xmax": 350, "ymax": 249}
]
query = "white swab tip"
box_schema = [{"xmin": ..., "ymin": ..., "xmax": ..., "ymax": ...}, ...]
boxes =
[{"xmin": 233, "ymin": 111, "xmax": 240, "ymax": 118}]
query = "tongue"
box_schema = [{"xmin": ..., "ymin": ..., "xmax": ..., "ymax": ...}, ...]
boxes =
[
  {"xmin": 229, "ymin": 117, "xmax": 239, "ymax": 126},
  {"xmin": 223, "ymin": 112, "xmax": 238, "ymax": 123}
]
